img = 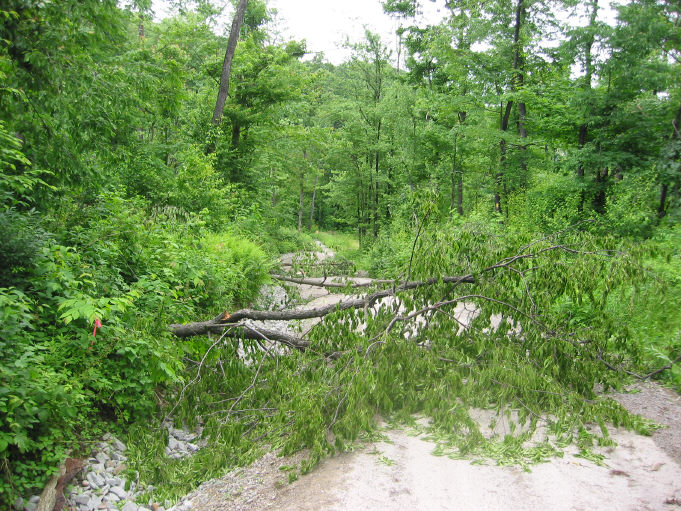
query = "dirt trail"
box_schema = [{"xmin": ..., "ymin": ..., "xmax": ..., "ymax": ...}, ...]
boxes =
[{"xmin": 183, "ymin": 244, "xmax": 681, "ymax": 511}]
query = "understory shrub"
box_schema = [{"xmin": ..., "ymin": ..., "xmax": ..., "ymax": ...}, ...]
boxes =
[{"xmin": 0, "ymin": 191, "xmax": 270, "ymax": 504}]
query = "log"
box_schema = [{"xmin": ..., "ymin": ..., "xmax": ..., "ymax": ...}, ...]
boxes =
[
  {"xmin": 170, "ymin": 274, "xmax": 476, "ymax": 339},
  {"xmin": 271, "ymin": 274, "xmax": 396, "ymax": 288},
  {"xmin": 199, "ymin": 323, "xmax": 310, "ymax": 351}
]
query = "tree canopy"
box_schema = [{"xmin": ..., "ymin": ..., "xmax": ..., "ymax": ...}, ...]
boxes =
[{"xmin": 1, "ymin": 0, "xmax": 680, "ymax": 505}]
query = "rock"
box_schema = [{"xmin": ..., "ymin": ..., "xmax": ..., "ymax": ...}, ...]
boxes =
[
  {"xmin": 167, "ymin": 436, "xmax": 181, "ymax": 450},
  {"xmin": 88, "ymin": 495, "xmax": 103, "ymax": 509},
  {"xmin": 112, "ymin": 452, "xmax": 127, "ymax": 461},
  {"xmin": 112, "ymin": 438, "xmax": 127, "ymax": 452},
  {"xmin": 29, "ymin": 496, "xmax": 40, "ymax": 504},
  {"xmin": 113, "ymin": 464, "xmax": 127, "ymax": 475},
  {"xmin": 87, "ymin": 471, "xmax": 105, "ymax": 488},
  {"xmin": 91, "ymin": 463, "xmax": 105, "ymax": 474},
  {"xmin": 13, "ymin": 497, "xmax": 24, "ymax": 510},
  {"xmin": 23, "ymin": 504, "xmax": 37, "ymax": 511},
  {"xmin": 95, "ymin": 452, "xmax": 109, "ymax": 464},
  {"xmin": 109, "ymin": 485, "xmax": 128, "ymax": 500},
  {"xmin": 105, "ymin": 477, "xmax": 122, "ymax": 487},
  {"xmin": 81, "ymin": 479, "xmax": 90, "ymax": 487},
  {"xmin": 105, "ymin": 460, "xmax": 116, "ymax": 469},
  {"xmin": 121, "ymin": 502, "xmax": 138, "ymax": 511},
  {"xmin": 186, "ymin": 443, "xmax": 199, "ymax": 452},
  {"xmin": 74, "ymin": 494, "xmax": 91, "ymax": 506},
  {"xmin": 106, "ymin": 492, "xmax": 120, "ymax": 503}
]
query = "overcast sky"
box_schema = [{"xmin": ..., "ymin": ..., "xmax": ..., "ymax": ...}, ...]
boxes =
[
  {"xmin": 267, "ymin": 0, "xmax": 446, "ymax": 64},
  {"xmin": 151, "ymin": 0, "xmax": 447, "ymax": 64},
  {"xmin": 151, "ymin": 0, "xmax": 620, "ymax": 66}
]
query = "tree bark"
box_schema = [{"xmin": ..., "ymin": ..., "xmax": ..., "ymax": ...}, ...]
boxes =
[
  {"xmin": 497, "ymin": 101, "xmax": 513, "ymax": 214},
  {"xmin": 577, "ymin": 0, "xmax": 598, "ymax": 212},
  {"xmin": 309, "ymin": 173, "xmax": 319, "ymax": 230},
  {"xmin": 513, "ymin": 0, "xmax": 527, "ymax": 176},
  {"xmin": 457, "ymin": 174, "xmax": 464, "ymax": 216},
  {"xmin": 658, "ymin": 100, "xmax": 681, "ymax": 218},
  {"xmin": 211, "ymin": 0, "xmax": 249, "ymax": 126},
  {"xmin": 298, "ymin": 171, "xmax": 305, "ymax": 233},
  {"xmin": 170, "ymin": 274, "xmax": 476, "ymax": 339}
]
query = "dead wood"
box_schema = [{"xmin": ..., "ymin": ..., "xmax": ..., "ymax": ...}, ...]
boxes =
[
  {"xmin": 271, "ymin": 274, "xmax": 396, "ymax": 288},
  {"xmin": 170, "ymin": 243, "xmax": 599, "ymax": 347},
  {"xmin": 170, "ymin": 274, "xmax": 475, "ymax": 339}
]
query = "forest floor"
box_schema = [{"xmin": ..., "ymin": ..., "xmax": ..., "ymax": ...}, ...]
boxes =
[{"xmin": 180, "ymin": 244, "xmax": 681, "ymax": 511}]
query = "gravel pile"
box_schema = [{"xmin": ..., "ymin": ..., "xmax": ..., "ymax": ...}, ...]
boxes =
[
  {"xmin": 163, "ymin": 420, "xmax": 205, "ymax": 460},
  {"xmin": 16, "ymin": 422, "xmax": 205, "ymax": 511},
  {"xmin": 62, "ymin": 433, "xmax": 151, "ymax": 511}
]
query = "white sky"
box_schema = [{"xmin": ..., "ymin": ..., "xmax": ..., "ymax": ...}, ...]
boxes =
[
  {"xmin": 151, "ymin": 0, "xmax": 447, "ymax": 65},
  {"xmin": 151, "ymin": 0, "xmax": 620, "ymax": 66},
  {"xmin": 267, "ymin": 0, "xmax": 446, "ymax": 64}
]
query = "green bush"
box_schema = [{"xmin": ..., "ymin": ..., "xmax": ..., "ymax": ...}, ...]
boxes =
[{"xmin": 0, "ymin": 190, "xmax": 272, "ymax": 502}]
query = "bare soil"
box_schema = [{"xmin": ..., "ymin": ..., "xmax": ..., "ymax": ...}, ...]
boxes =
[{"xmin": 178, "ymin": 245, "xmax": 681, "ymax": 511}]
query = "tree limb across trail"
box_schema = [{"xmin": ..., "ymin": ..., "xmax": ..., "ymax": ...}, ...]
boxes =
[
  {"xmin": 169, "ymin": 243, "xmax": 601, "ymax": 345},
  {"xmin": 169, "ymin": 274, "xmax": 476, "ymax": 339},
  {"xmin": 168, "ymin": 240, "xmax": 681, "ymax": 379},
  {"xmin": 270, "ymin": 274, "xmax": 474, "ymax": 288}
]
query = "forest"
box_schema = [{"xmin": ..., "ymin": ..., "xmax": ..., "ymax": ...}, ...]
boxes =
[{"xmin": 1, "ymin": 0, "xmax": 680, "ymax": 507}]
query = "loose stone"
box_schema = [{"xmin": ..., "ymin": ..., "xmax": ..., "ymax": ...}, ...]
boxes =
[
  {"xmin": 75, "ymin": 494, "xmax": 91, "ymax": 506},
  {"xmin": 113, "ymin": 438, "xmax": 127, "ymax": 451},
  {"xmin": 167, "ymin": 436, "xmax": 181, "ymax": 451},
  {"xmin": 106, "ymin": 476, "xmax": 122, "ymax": 487},
  {"xmin": 109, "ymin": 485, "xmax": 128, "ymax": 500}
]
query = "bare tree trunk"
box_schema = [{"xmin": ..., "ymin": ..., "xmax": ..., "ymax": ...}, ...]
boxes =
[
  {"xmin": 658, "ymin": 184, "xmax": 669, "ymax": 219},
  {"xmin": 578, "ymin": 0, "xmax": 598, "ymax": 212},
  {"xmin": 309, "ymin": 173, "xmax": 318, "ymax": 230},
  {"xmin": 497, "ymin": 101, "xmax": 513, "ymax": 214},
  {"xmin": 374, "ymin": 121, "xmax": 381, "ymax": 238},
  {"xmin": 298, "ymin": 152, "xmax": 306, "ymax": 233},
  {"xmin": 457, "ymin": 175, "xmax": 464, "ymax": 216},
  {"xmin": 211, "ymin": 0, "xmax": 248, "ymax": 126},
  {"xmin": 658, "ymin": 100, "xmax": 681, "ymax": 218},
  {"xmin": 513, "ymin": 0, "xmax": 527, "ymax": 179}
]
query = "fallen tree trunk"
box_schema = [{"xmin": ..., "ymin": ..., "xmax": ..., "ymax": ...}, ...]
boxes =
[
  {"xmin": 170, "ymin": 274, "xmax": 475, "ymax": 338},
  {"xmin": 170, "ymin": 243, "xmax": 594, "ymax": 341},
  {"xmin": 271, "ymin": 274, "xmax": 396, "ymax": 288},
  {"xmin": 170, "ymin": 321, "xmax": 310, "ymax": 349}
]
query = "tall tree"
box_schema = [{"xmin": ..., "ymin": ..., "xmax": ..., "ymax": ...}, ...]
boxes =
[{"xmin": 211, "ymin": 0, "xmax": 248, "ymax": 125}]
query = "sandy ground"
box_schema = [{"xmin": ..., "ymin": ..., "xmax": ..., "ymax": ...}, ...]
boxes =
[
  {"xmin": 270, "ymin": 425, "xmax": 681, "ymax": 511},
  {"xmin": 180, "ymin": 244, "xmax": 681, "ymax": 511},
  {"xmin": 185, "ymin": 407, "xmax": 681, "ymax": 511}
]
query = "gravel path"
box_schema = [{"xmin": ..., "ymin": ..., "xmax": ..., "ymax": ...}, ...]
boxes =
[
  {"xmin": 612, "ymin": 381, "xmax": 681, "ymax": 466},
  {"xmin": 175, "ymin": 244, "xmax": 681, "ymax": 511},
  {"xmin": 180, "ymin": 385, "xmax": 681, "ymax": 511}
]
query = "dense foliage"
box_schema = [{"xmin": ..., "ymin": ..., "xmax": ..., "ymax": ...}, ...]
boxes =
[{"xmin": 0, "ymin": 0, "xmax": 679, "ymax": 506}]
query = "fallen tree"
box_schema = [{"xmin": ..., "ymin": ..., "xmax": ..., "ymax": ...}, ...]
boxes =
[
  {"xmin": 170, "ymin": 274, "xmax": 476, "ymax": 338},
  {"xmin": 164, "ymin": 223, "xmax": 680, "ymax": 480},
  {"xmin": 170, "ymin": 242, "xmax": 590, "ymax": 342}
]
